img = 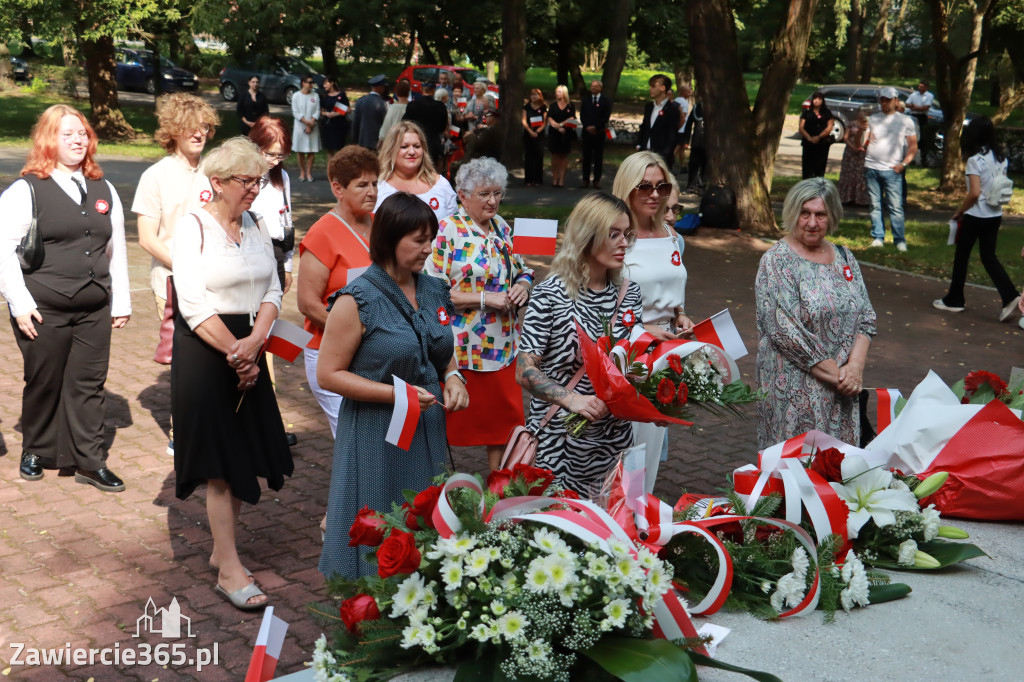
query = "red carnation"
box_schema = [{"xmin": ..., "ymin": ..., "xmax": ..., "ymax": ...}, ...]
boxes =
[
  {"xmin": 348, "ymin": 506, "xmax": 386, "ymax": 547},
  {"xmin": 676, "ymin": 381, "xmax": 689, "ymax": 405},
  {"xmin": 809, "ymin": 447, "xmax": 845, "ymax": 483},
  {"xmin": 339, "ymin": 593, "xmax": 380, "ymax": 635},
  {"xmin": 487, "ymin": 468, "xmax": 514, "ymax": 496},
  {"xmin": 963, "ymin": 370, "xmax": 1008, "ymax": 400},
  {"xmin": 512, "ymin": 463, "xmax": 555, "ymax": 494},
  {"xmin": 667, "ymin": 354, "xmax": 684, "ymax": 374},
  {"xmin": 377, "ymin": 529, "xmax": 422, "ymax": 578},
  {"xmin": 553, "ymin": 488, "xmax": 580, "ymax": 499},
  {"xmin": 656, "ymin": 378, "xmax": 676, "ymax": 405},
  {"xmin": 404, "ymin": 485, "xmax": 442, "ymax": 530}
]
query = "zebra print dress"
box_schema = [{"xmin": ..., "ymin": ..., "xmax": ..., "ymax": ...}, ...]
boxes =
[{"xmin": 518, "ymin": 275, "xmax": 644, "ymax": 495}]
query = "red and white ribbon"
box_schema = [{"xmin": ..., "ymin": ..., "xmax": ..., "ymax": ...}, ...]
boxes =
[{"xmin": 875, "ymin": 388, "xmax": 903, "ymax": 433}]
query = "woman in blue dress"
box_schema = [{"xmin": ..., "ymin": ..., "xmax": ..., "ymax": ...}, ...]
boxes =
[{"xmin": 317, "ymin": 192, "xmax": 469, "ymax": 579}]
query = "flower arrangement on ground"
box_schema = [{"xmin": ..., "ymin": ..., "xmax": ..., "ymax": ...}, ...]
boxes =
[
  {"xmin": 951, "ymin": 369, "xmax": 1024, "ymax": 408},
  {"xmin": 309, "ymin": 465, "xmax": 780, "ymax": 682}
]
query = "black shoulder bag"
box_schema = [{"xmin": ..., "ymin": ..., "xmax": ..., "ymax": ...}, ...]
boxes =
[{"xmin": 17, "ymin": 179, "xmax": 44, "ymax": 273}]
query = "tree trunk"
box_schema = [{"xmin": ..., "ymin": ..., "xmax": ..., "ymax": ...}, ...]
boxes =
[
  {"xmin": 81, "ymin": 36, "xmax": 134, "ymax": 140},
  {"xmin": 321, "ymin": 35, "xmax": 339, "ymax": 76},
  {"xmin": 404, "ymin": 26, "xmax": 418, "ymax": 68},
  {"xmin": 569, "ymin": 57, "xmax": 585, "ymax": 97},
  {"xmin": 436, "ymin": 43, "xmax": 454, "ymax": 67},
  {"xmin": 844, "ymin": 0, "xmax": 863, "ymax": 82},
  {"xmin": 500, "ymin": 0, "xmax": 526, "ymax": 170},
  {"xmin": 861, "ymin": 0, "xmax": 892, "ymax": 83},
  {"xmin": 0, "ymin": 43, "xmax": 11, "ymax": 84},
  {"xmin": 601, "ymin": 0, "xmax": 633, "ymax": 100},
  {"xmin": 420, "ymin": 40, "xmax": 437, "ymax": 65},
  {"xmin": 555, "ymin": 39, "xmax": 571, "ymax": 90}
]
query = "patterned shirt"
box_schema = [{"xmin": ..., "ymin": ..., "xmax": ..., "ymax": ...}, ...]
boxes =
[{"xmin": 425, "ymin": 209, "xmax": 534, "ymax": 371}]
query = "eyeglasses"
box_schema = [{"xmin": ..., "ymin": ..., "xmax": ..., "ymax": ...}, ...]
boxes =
[
  {"xmin": 304, "ymin": 80, "xmax": 315, "ymax": 85},
  {"xmin": 229, "ymin": 176, "xmax": 269, "ymax": 190},
  {"xmin": 192, "ymin": 123, "xmax": 212, "ymax": 134},
  {"xmin": 470, "ymin": 190, "xmax": 505, "ymax": 201},
  {"xmin": 609, "ymin": 228, "xmax": 637, "ymax": 246},
  {"xmin": 60, "ymin": 131, "xmax": 89, "ymax": 142},
  {"xmin": 263, "ymin": 151, "xmax": 288, "ymax": 162},
  {"xmin": 665, "ymin": 204, "xmax": 682, "ymax": 215},
  {"xmin": 633, "ymin": 182, "xmax": 672, "ymax": 197}
]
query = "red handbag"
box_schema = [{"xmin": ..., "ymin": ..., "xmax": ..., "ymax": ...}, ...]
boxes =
[{"xmin": 153, "ymin": 276, "xmax": 176, "ymax": 365}]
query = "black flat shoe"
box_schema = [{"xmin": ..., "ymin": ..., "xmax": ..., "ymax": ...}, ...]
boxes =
[
  {"xmin": 19, "ymin": 453, "xmax": 43, "ymax": 481},
  {"xmin": 74, "ymin": 468, "xmax": 126, "ymax": 492},
  {"xmin": 285, "ymin": 432, "xmax": 298, "ymax": 447}
]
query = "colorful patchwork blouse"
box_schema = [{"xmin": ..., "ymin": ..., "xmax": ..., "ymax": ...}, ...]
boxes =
[{"xmin": 425, "ymin": 209, "xmax": 535, "ymax": 371}]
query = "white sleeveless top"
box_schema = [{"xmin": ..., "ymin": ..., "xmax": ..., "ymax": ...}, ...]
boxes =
[{"xmin": 623, "ymin": 234, "xmax": 687, "ymax": 327}]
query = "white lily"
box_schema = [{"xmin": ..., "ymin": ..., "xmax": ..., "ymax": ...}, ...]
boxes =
[{"xmin": 829, "ymin": 455, "xmax": 918, "ymax": 538}]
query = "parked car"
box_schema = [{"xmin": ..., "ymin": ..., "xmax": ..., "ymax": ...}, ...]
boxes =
[
  {"xmin": 8, "ymin": 57, "xmax": 30, "ymax": 82},
  {"xmin": 219, "ymin": 56, "xmax": 323, "ymax": 105},
  {"xmin": 114, "ymin": 47, "xmax": 199, "ymax": 95},
  {"xmin": 395, "ymin": 64, "xmax": 499, "ymax": 98}
]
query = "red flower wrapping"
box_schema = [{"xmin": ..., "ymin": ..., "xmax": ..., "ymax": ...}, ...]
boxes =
[
  {"xmin": 404, "ymin": 485, "xmax": 442, "ymax": 530},
  {"xmin": 339, "ymin": 593, "xmax": 380, "ymax": 634},
  {"xmin": 656, "ymin": 378, "xmax": 676, "ymax": 405},
  {"xmin": 487, "ymin": 468, "xmax": 514, "ymax": 496},
  {"xmin": 963, "ymin": 370, "xmax": 1008, "ymax": 399},
  {"xmin": 348, "ymin": 506, "xmax": 386, "ymax": 547},
  {"xmin": 377, "ymin": 530, "xmax": 422, "ymax": 578},
  {"xmin": 667, "ymin": 354, "xmax": 684, "ymax": 374},
  {"xmin": 809, "ymin": 447, "xmax": 845, "ymax": 483},
  {"xmin": 676, "ymin": 381, "xmax": 689, "ymax": 406},
  {"xmin": 553, "ymin": 488, "xmax": 580, "ymax": 499}
]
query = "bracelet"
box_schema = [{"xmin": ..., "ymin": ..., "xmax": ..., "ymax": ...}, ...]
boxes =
[{"xmin": 480, "ymin": 291, "xmax": 486, "ymax": 311}]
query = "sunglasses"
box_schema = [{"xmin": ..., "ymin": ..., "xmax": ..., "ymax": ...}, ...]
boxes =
[
  {"xmin": 665, "ymin": 204, "xmax": 682, "ymax": 215},
  {"xmin": 230, "ymin": 176, "xmax": 269, "ymax": 190},
  {"xmin": 634, "ymin": 182, "xmax": 672, "ymax": 198}
]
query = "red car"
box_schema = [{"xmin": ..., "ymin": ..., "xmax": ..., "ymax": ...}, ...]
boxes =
[{"xmin": 395, "ymin": 64, "xmax": 499, "ymax": 98}]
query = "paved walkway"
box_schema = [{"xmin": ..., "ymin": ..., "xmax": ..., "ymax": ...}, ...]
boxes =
[{"xmin": 0, "ymin": 150, "xmax": 1021, "ymax": 680}]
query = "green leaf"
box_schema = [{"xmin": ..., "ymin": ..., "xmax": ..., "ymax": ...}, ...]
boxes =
[
  {"xmin": 867, "ymin": 582, "xmax": 912, "ymax": 604},
  {"xmin": 582, "ymin": 637, "xmax": 697, "ymax": 682},
  {"xmin": 869, "ymin": 541, "xmax": 988, "ymax": 570},
  {"xmin": 894, "ymin": 395, "xmax": 908, "ymax": 417},
  {"xmin": 950, "ymin": 379, "xmax": 966, "ymax": 401},
  {"xmin": 687, "ymin": 651, "xmax": 784, "ymax": 682},
  {"xmin": 402, "ymin": 489, "xmax": 417, "ymax": 504}
]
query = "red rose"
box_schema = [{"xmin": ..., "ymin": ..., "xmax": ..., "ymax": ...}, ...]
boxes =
[
  {"xmin": 511, "ymin": 463, "xmax": 555, "ymax": 494},
  {"xmin": 656, "ymin": 378, "xmax": 676, "ymax": 405},
  {"xmin": 809, "ymin": 447, "xmax": 845, "ymax": 483},
  {"xmin": 667, "ymin": 354, "xmax": 684, "ymax": 374},
  {"xmin": 348, "ymin": 506, "xmax": 386, "ymax": 547},
  {"xmin": 339, "ymin": 593, "xmax": 380, "ymax": 634},
  {"xmin": 377, "ymin": 529, "xmax": 422, "ymax": 578},
  {"xmin": 404, "ymin": 485, "xmax": 442, "ymax": 530},
  {"xmin": 676, "ymin": 381, "xmax": 689, "ymax": 406},
  {"xmin": 553, "ymin": 488, "xmax": 580, "ymax": 499},
  {"xmin": 487, "ymin": 468, "xmax": 514, "ymax": 496}
]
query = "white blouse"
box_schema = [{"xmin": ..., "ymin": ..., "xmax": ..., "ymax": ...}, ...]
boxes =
[
  {"xmin": 172, "ymin": 209, "xmax": 282, "ymax": 330},
  {"xmin": 623, "ymin": 234, "xmax": 687, "ymax": 328},
  {"xmin": 248, "ymin": 169, "xmax": 294, "ymax": 272},
  {"xmin": 375, "ymin": 176, "xmax": 458, "ymax": 224}
]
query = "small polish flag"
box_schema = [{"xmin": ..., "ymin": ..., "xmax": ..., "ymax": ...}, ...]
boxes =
[
  {"xmin": 512, "ymin": 218, "xmax": 558, "ymax": 255},
  {"xmin": 529, "ymin": 115, "xmax": 544, "ymax": 128},
  {"xmin": 449, "ymin": 125, "xmax": 460, "ymax": 138},
  {"xmin": 563, "ymin": 118, "xmax": 581, "ymax": 129},
  {"xmin": 244, "ymin": 606, "xmax": 288, "ymax": 682},
  {"xmin": 692, "ymin": 309, "xmax": 748, "ymax": 360},
  {"xmin": 263, "ymin": 319, "xmax": 314, "ymax": 363},
  {"xmin": 345, "ymin": 265, "xmax": 368, "ymax": 285},
  {"xmin": 605, "ymin": 128, "xmax": 616, "ymax": 140},
  {"xmin": 386, "ymin": 375, "xmax": 421, "ymax": 451},
  {"xmin": 456, "ymin": 97, "xmax": 467, "ymax": 109},
  {"xmin": 875, "ymin": 388, "xmax": 903, "ymax": 433},
  {"xmin": 333, "ymin": 101, "xmax": 349, "ymax": 116}
]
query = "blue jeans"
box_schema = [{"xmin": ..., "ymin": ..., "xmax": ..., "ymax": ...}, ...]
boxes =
[{"xmin": 865, "ymin": 168, "xmax": 905, "ymax": 244}]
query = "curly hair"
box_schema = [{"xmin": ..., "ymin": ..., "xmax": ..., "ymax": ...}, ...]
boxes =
[
  {"xmin": 153, "ymin": 92, "xmax": 220, "ymax": 154},
  {"xmin": 328, "ymin": 145, "xmax": 379, "ymax": 188},
  {"xmin": 455, "ymin": 157, "xmax": 507, "ymax": 195},
  {"xmin": 247, "ymin": 116, "xmax": 291, "ymax": 190},
  {"xmin": 378, "ymin": 121, "xmax": 437, "ymax": 186},
  {"xmin": 548, "ymin": 192, "xmax": 629, "ymax": 299},
  {"xmin": 21, "ymin": 105, "xmax": 103, "ymax": 180}
]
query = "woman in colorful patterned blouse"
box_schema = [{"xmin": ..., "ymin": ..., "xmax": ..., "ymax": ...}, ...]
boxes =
[
  {"xmin": 755, "ymin": 178, "xmax": 876, "ymax": 449},
  {"xmin": 424, "ymin": 157, "xmax": 534, "ymax": 469}
]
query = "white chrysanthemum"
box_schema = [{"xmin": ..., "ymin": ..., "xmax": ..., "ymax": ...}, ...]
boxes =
[
  {"xmin": 464, "ymin": 548, "xmax": 492, "ymax": 577},
  {"xmin": 760, "ymin": 580, "xmax": 772, "ymax": 594},
  {"xmin": 327, "ymin": 674, "xmax": 353, "ymax": 682},
  {"xmin": 897, "ymin": 539, "xmax": 918, "ymax": 566},
  {"xmin": 456, "ymin": 617, "xmax": 467, "ymax": 630},
  {"xmin": 791, "ymin": 547, "xmax": 809, "ymax": 579},
  {"xmin": 586, "ymin": 555, "xmax": 611, "ymax": 578},
  {"xmin": 920, "ymin": 504, "xmax": 941, "ymax": 542},
  {"xmin": 490, "ymin": 599, "xmax": 508, "ymax": 616},
  {"xmin": 426, "ymin": 533, "xmax": 477, "ymax": 560},
  {"xmin": 469, "ymin": 623, "xmax": 491, "ymax": 642},
  {"xmin": 530, "ymin": 528, "xmax": 569, "ymax": 555},
  {"xmin": 607, "ymin": 540, "xmax": 633, "ymax": 557},
  {"xmin": 829, "ymin": 456, "xmax": 919, "ymax": 538},
  {"xmin": 400, "ymin": 621, "xmax": 424, "ymax": 649},
  {"xmin": 603, "ymin": 598, "xmax": 631, "ymax": 628},
  {"xmin": 839, "ymin": 552, "xmax": 870, "ymax": 611},
  {"xmin": 544, "ymin": 554, "xmax": 577, "ymax": 590},
  {"xmin": 524, "ymin": 557, "xmax": 552, "ymax": 592},
  {"xmin": 391, "ymin": 573, "xmax": 426, "ymax": 617},
  {"xmin": 557, "ymin": 584, "xmax": 579, "ymax": 607},
  {"xmin": 527, "ymin": 639, "xmax": 551, "ymax": 662},
  {"xmin": 497, "ymin": 611, "xmax": 529, "ymax": 641},
  {"xmin": 769, "ymin": 572, "xmax": 805, "ymax": 612},
  {"xmin": 440, "ymin": 558, "xmax": 464, "ymax": 590},
  {"xmin": 487, "ymin": 546, "xmax": 502, "ymax": 560},
  {"xmin": 635, "ymin": 546, "xmax": 659, "ymax": 570},
  {"xmin": 312, "ymin": 634, "xmax": 337, "ymax": 681}
]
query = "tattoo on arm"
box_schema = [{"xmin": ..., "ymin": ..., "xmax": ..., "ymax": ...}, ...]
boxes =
[{"xmin": 517, "ymin": 353, "xmax": 570, "ymax": 404}]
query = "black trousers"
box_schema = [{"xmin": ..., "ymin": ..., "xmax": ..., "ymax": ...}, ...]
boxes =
[
  {"xmin": 942, "ymin": 214, "xmax": 1019, "ymax": 308},
  {"xmin": 802, "ymin": 144, "xmax": 830, "ymax": 179},
  {"xmin": 581, "ymin": 129, "xmax": 606, "ymax": 183},
  {"xmin": 523, "ymin": 132, "xmax": 545, "ymax": 184},
  {"xmin": 12, "ymin": 281, "xmax": 111, "ymax": 470},
  {"xmin": 687, "ymin": 147, "xmax": 707, "ymax": 189}
]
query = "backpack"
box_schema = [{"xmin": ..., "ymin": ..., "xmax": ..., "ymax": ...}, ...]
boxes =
[
  {"xmin": 980, "ymin": 155, "xmax": 1013, "ymax": 207},
  {"xmin": 698, "ymin": 184, "xmax": 737, "ymax": 229}
]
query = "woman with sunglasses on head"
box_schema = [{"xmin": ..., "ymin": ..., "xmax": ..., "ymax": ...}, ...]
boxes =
[
  {"xmin": 424, "ymin": 157, "xmax": 534, "ymax": 470},
  {"xmin": 613, "ymin": 151, "xmax": 691, "ymax": 492},
  {"xmin": 291, "ymin": 74, "xmax": 321, "ymax": 182},
  {"xmin": 171, "ymin": 137, "xmax": 291, "ymax": 611},
  {"xmin": 0, "ymin": 105, "xmax": 131, "ymax": 491},
  {"xmin": 517, "ymin": 192, "xmax": 644, "ymax": 494}
]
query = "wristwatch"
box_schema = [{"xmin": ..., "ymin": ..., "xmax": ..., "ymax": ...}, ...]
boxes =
[{"xmin": 445, "ymin": 370, "xmax": 467, "ymax": 384}]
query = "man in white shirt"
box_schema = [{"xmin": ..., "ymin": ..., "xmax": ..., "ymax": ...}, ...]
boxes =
[
  {"xmin": 637, "ymin": 74, "xmax": 681, "ymax": 169},
  {"xmin": 905, "ymin": 80, "xmax": 935, "ymax": 162},
  {"xmin": 863, "ymin": 86, "xmax": 917, "ymax": 251}
]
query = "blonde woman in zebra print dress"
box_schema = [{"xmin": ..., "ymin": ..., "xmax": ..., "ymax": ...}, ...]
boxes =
[{"xmin": 516, "ymin": 193, "xmax": 645, "ymax": 494}]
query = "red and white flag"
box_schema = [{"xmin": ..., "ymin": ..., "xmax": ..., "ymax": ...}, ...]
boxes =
[
  {"xmin": 456, "ymin": 97, "xmax": 467, "ymax": 109},
  {"xmin": 333, "ymin": 101, "xmax": 349, "ymax": 116},
  {"xmin": 692, "ymin": 309, "xmax": 748, "ymax": 360},
  {"xmin": 605, "ymin": 128, "xmax": 617, "ymax": 140},
  {"xmin": 529, "ymin": 115, "xmax": 544, "ymax": 129},
  {"xmin": 512, "ymin": 218, "xmax": 558, "ymax": 255},
  {"xmin": 263, "ymin": 319, "xmax": 314, "ymax": 363},
  {"xmin": 449, "ymin": 125, "xmax": 461, "ymax": 138},
  {"xmin": 875, "ymin": 388, "xmax": 904, "ymax": 433},
  {"xmin": 244, "ymin": 606, "xmax": 288, "ymax": 682},
  {"xmin": 386, "ymin": 375, "xmax": 420, "ymax": 451},
  {"xmin": 563, "ymin": 118, "xmax": 581, "ymax": 129}
]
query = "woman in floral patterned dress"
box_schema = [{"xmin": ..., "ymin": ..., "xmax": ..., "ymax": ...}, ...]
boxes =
[
  {"xmin": 755, "ymin": 178, "xmax": 877, "ymax": 449},
  {"xmin": 425, "ymin": 158, "xmax": 534, "ymax": 469}
]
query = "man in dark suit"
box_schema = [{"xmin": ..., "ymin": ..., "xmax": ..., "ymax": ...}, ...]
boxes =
[
  {"xmin": 637, "ymin": 73, "xmax": 681, "ymax": 170},
  {"xmin": 403, "ymin": 80, "xmax": 449, "ymax": 166},
  {"xmin": 350, "ymin": 74, "xmax": 389, "ymax": 149},
  {"xmin": 580, "ymin": 79, "xmax": 612, "ymax": 188}
]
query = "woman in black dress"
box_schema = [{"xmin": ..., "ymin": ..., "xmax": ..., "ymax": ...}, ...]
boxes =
[
  {"xmin": 319, "ymin": 75, "xmax": 350, "ymax": 156},
  {"xmin": 521, "ymin": 89, "xmax": 548, "ymax": 187},
  {"xmin": 546, "ymin": 84, "xmax": 577, "ymax": 188},
  {"xmin": 799, "ymin": 91, "xmax": 834, "ymax": 179},
  {"xmin": 237, "ymin": 75, "xmax": 269, "ymax": 136}
]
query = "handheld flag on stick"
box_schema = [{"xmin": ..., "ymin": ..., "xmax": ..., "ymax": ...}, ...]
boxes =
[
  {"xmin": 263, "ymin": 319, "xmax": 314, "ymax": 363},
  {"xmin": 692, "ymin": 309, "xmax": 748, "ymax": 360},
  {"xmin": 512, "ymin": 218, "xmax": 558, "ymax": 255},
  {"xmin": 244, "ymin": 606, "xmax": 288, "ymax": 682},
  {"xmin": 386, "ymin": 375, "xmax": 421, "ymax": 451}
]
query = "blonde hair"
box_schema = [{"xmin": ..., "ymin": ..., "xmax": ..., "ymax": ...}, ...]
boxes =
[
  {"xmin": 555, "ymin": 84, "xmax": 569, "ymax": 102},
  {"xmin": 378, "ymin": 121, "xmax": 437, "ymax": 185},
  {"xmin": 611, "ymin": 151, "xmax": 672, "ymax": 235},
  {"xmin": 548, "ymin": 192, "xmax": 629, "ymax": 299},
  {"xmin": 782, "ymin": 178, "xmax": 843, "ymax": 235},
  {"xmin": 200, "ymin": 136, "xmax": 269, "ymax": 183},
  {"xmin": 153, "ymin": 93, "xmax": 220, "ymax": 154}
]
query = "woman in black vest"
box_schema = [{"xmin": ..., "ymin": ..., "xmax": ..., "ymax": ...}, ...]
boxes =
[{"xmin": 0, "ymin": 105, "xmax": 131, "ymax": 491}]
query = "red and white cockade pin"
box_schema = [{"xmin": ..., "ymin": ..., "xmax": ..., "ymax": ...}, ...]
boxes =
[
  {"xmin": 670, "ymin": 250, "xmax": 681, "ymax": 266},
  {"xmin": 199, "ymin": 189, "xmax": 212, "ymax": 204},
  {"xmin": 437, "ymin": 307, "xmax": 450, "ymax": 325},
  {"xmin": 429, "ymin": 197, "xmax": 440, "ymax": 210},
  {"xmin": 842, "ymin": 265, "xmax": 854, "ymax": 282},
  {"xmin": 622, "ymin": 309, "xmax": 636, "ymax": 327},
  {"xmin": 94, "ymin": 199, "xmax": 110, "ymax": 214}
]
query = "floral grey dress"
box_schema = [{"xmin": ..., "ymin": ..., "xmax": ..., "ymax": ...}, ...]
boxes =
[{"xmin": 755, "ymin": 240, "xmax": 876, "ymax": 448}]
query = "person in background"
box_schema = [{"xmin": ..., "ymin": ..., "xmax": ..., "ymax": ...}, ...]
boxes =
[
  {"xmin": 838, "ymin": 105, "xmax": 871, "ymax": 206},
  {"xmin": 437, "ymin": 69, "xmax": 453, "ymax": 97},
  {"xmin": 755, "ymin": 178, "xmax": 876, "ymax": 449},
  {"xmin": 351, "ymin": 74, "xmax": 389, "ymax": 149},
  {"xmin": 237, "ymin": 76, "xmax": 269, "ymax": 136},
  {"xmin": 681, "ymin": 98, "xmax": 706, "ymax": 194},
  {"xmin": 466, "ymin": 80, "xmax": 496, "ymax": 133},
  {"xmin": 521, "ymin": 89, "xmax": 548, "ymax": 187},
  {"xmin": 546, "ymin": 85, "xmax": 577, "ymax": 188},
  {"xmin": 291, "ymin": 74, "xmax": 321, "ymax": 182},
  {"xmin": 637, "ymin": 74, "xmax": 681, "ymax": 171},
  {"xmin": 933, "ymin": 117, "xmax": 1021, "ymax": 322},
  {"xmin": 799, "ymin": 91, "xmax": 834, "ymax": 179},
  {"xmin": 375, "ymin": 121, "xmax": 457, "ymax": 223},
  {"xmin": 318, "ymin": 193, "xmax": 468, "ymax": 579},
  {"xmin": 0, "ymin": 105, "xmax": 131, "ymax": 491},
  {"xmin": 579, "ymin": 79, "xmax": 612, "ymax": 189},
  {"xmin": 425, "ymin": 158, "xmax": 534, "ymax": 470},
  {"xmin": 403, "ymin": 80, "xmax": 449, "ymax": 167},
  {"xmin": 864, "ymin": 86, "xmax": 917, "ymax": 251},
  {"xmin": 673, "ymin": 83, "xmax": 692, "ymax": 171},
  {"xmin": 379, "ymin": 79, "xmax": 411, "ymax": 142},
  {"xmin": 319, "ymin": 75, "xmax": 350, "ymax": 157},
  {"xmin": 905, "ymin": 80, "xmax": 935, "ymax": 162}
]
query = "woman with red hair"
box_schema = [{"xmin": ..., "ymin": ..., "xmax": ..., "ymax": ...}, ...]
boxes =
[
  {"xmin": 0, "ymin": 105, "xmax": 131, "ymax": 490},
  {"xmin": 247, "ymin": 116, "xmax": 294, "ymax": 294}
]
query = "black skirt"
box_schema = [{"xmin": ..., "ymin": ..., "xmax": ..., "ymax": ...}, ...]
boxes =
[{"xmin": 171, "ymin": 313, "xmax": 292, "ymax": 504}]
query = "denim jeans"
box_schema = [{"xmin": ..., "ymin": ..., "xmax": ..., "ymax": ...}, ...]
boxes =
[{"xmin": 865, "ymin": 168, "xmax": 905, "ymax": 244}]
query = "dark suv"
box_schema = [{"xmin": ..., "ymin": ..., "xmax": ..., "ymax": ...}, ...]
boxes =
[
  {"xmin": 114, "ymin": 47, "xmax": 199, "ymax": 94},
  {"xmin": 219, "ymin": 56, "xmax": 323, "ymax": 105}
]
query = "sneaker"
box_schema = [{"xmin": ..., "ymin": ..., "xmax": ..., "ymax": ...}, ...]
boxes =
[
  {"xmin": 166, "ymin": 440, "xmax": 174, "ymax": 456},
  {"xmin": 895, "ymin": 242, "xmax": 908, "ymax": 252},
  {"xmin": 999, "ymin": 295, "xmax": 1022, "ymax": 322},
  {"xmin": 870, "ymin": 239, "xmax": 884, "ymax": 248},
  {"xmin": 932, "ymin": 299, "xmax": 965, "ymax": 313}
]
